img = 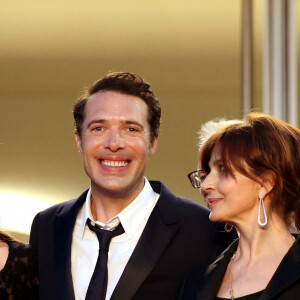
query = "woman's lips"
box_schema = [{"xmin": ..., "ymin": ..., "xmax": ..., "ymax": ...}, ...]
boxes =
[{"xmin": 206, "ymin": 198, "xmax": 222, "ymax": 209}]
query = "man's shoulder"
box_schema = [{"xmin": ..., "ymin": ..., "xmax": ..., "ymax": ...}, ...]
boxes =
[
  {"xmin": 150, "ymin": 180, "xmax": 236, "ymax": 244},
  {"xmin": 150, "ymin": 180, "xmax": 209, "ymax": 216},
  {"xmin": 36, "ymin": 189, "xmax": 88, "ymax": 218},
  {"xmin": 174, "ymin": 194, "xmax": 210, "ymax": 219}
]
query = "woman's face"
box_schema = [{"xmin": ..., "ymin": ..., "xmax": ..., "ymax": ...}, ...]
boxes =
[
  {"xmin": 200, "ymin": 147, "xmax": 262, "ymax": 225},
  {"xmin": 197, "ymin": 147, "xmax": 207, "ymax": 198}
]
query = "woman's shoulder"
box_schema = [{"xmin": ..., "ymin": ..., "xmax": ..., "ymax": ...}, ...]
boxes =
[
  {"xmin": 8, "ymin": 240, "xmax": 32, "ymax": 252},
  {"xmin": 0, "ymin": 241, "xmax": 39, "ymax": 299},
  {"xmin": 4, "ymin": 240, "xmax": 37, "ymax": 269},
  {"xmin": 7, "ymin": 241, "xmax": 37, "ymax": 262}
]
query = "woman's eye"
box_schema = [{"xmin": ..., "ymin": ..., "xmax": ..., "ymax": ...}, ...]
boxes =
[
  {"xmin": 218, "ymin": 164, "xmax": 225, "ymax": 172},
  {"xmin": 198, "ymin": 171, "xmax": 207, "ymax": 183},
  {"xmin": 199, "ymin": 175, "xmax": 207, "ymax": 183}
]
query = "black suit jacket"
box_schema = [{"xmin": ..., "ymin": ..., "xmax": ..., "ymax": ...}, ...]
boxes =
[
  {"xmin": 193, "ymin": 237, "xmax": 300, "ymax": 300},
  {"xmin": 30, "ymin": 181, "xmax": 234, "ymax": 300}
]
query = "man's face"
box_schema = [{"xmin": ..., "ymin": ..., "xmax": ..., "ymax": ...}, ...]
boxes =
[{"xmin": 75, "ymin": 91, "xmax": 157, "ymax": 200}]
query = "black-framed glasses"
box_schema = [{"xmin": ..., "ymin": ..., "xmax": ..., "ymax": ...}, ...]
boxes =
[{"xmin": 187, "ymin": 169, "xmax": 205, "ymax": 189}]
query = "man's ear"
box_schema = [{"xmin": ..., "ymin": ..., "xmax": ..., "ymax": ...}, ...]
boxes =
[
  {"xmin": 75, "ymin": 131, "xmax": 83, "ymax": 153},
  {"xmin": 148, "ymin": 136, "xmax": 158, "ymax": 156},
  {"xmin": 259, "ymin": 170, "xmax": 277, "ymax": 198}
]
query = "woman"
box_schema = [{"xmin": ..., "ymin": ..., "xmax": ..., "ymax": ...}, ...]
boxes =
[
  {"xmin": 188, "ymin": 118, "xmax": 242, "ymax": 192},
  {"xmin": 0, "ymin": 230, "xmax": 39, "ymax": 299},
  {"xmin": 189, "ymin": 112, "xmax": 300, "ymax": 299}
]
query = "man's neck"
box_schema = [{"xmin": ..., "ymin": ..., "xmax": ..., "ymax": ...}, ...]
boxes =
[
  {"xmin": 90, "ymin": 195, "xmax": 133, "ymax": 223},
  {"xmin": 90, "ymin": 178, "xmax": 145, "ymax": 223},
  {"xmin": 89, "ymin": 184, "xmax": 145, "ymax": 223}
]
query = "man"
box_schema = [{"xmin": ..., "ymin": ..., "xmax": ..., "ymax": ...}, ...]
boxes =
[{"xmin": 30, "ymin": 72, "xmax": 234, "ymax": 300}]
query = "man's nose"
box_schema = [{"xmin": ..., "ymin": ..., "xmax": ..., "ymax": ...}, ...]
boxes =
[{"xmin": 104, "ymin": 130, "xmax": 125, "ymax": 152}]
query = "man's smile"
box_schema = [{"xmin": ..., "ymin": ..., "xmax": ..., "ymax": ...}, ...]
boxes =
[{"xmin": 100, "ymin": 159, "xmax": 129, "ymax": 167}]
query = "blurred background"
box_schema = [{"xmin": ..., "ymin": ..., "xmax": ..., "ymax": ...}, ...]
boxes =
[{"xmin": 0, "ymin": 0, "xmax": 299, "ymax": 241}]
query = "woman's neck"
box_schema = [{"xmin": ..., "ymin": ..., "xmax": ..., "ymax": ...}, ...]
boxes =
[{"xmin": 235, "ymin": 213, "xmax": 295, "ymax": 263}]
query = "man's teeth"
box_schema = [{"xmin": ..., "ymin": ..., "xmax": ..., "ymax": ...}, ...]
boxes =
[{"xmin": 101, "ymin": 160, "xmax": 128, "ymax": 167}]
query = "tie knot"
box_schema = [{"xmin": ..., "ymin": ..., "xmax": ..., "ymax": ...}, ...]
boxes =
[{"xmin": 87, "ymin": 219, "xmax": 124, "ymax": 251}]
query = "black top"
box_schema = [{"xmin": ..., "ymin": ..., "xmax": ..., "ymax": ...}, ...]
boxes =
[
  {"xmin": 215, "ymin": 290, "xmax": 263, "ymax": 300},
  {"xmin": 0, "ymin": 241, "xmax": 39, "ymax": 300},
  {"xmin": 191, "ymin": 237, "xmax": 300, "ymax": 300}
]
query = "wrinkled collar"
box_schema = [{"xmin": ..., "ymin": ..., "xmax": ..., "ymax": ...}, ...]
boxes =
[{"xmin": 79, "ymin": 178, "xmax": 159, "ymax": 240}]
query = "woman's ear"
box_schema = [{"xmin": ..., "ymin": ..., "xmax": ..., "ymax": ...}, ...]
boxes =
[{"xmin": 259, "ymin": 170, "xmax": 277, "ymax": 197}]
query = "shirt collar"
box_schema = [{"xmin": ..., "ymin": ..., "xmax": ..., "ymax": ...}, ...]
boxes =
[{"xmin": 80, "ymin": 178, "xmax": 159, "ymax": 239}]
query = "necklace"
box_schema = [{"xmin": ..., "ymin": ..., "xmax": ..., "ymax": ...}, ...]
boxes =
[
  {"xmin": 229, "ymin": 252, "xmax": 236, "ymax": 300},
  {"xmin": 228, "ymin": 235, "xmax": 295, "ymax": 300}
]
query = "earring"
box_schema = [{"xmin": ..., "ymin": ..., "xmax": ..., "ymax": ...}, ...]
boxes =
[
  {"xmin": 258, "ymin": 192, "xmax": 268, "ymax": 226},
  {"xmin": 224, "ymin": 223, "xmax": 234, "ymax": 233}
]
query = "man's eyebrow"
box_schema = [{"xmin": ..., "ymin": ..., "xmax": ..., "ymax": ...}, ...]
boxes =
[
  {"xmin": 86, "ymin": 119, "xmax": 106, "ymax": 128},
  {"xmin": 86, "ymin": 119, "xmax": 145, "ymax": 129},
  {"xmin": 123, "ymin": 120, "xmax": 145, "ymax": 129}
]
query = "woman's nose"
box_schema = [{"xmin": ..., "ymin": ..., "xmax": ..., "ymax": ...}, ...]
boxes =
[{"xmin": 201, "ymin": 172, "xmax": 216, "ymax": 194}]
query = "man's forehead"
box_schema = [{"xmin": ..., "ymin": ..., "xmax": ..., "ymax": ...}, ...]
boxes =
[
  {"xmin": 87, "ymin": 90, "xmax": 143, "ymax": 102},
  {"xmin": 83, "ymin": 92, "xmax": 149, "ymax": 125}
]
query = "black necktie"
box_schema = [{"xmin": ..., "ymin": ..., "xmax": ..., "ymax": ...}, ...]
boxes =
[{"xmin": 85, "ymin": 219, "xmax": 125, "ymax": 300}]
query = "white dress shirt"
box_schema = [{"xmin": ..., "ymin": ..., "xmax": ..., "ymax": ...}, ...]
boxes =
[{"xmin": 71, "ymin": 178, "xmax": 159, "ymax": 300}]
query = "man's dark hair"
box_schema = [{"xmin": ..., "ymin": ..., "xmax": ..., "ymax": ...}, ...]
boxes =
[{"xmin": 73, "ymin": 72, "xmax": 161, "ymax": 143}]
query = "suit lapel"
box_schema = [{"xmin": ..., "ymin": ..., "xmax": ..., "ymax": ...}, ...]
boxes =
[
  {"xmin": 261, "ymin": 237, "xmax": 300, "ymax": 300},
  {"xmin": 196, "ymin": 240, "xmax": 238, "ymax": 300},
  {"xmin": 111, "ymin": 181, "xmax": 180, "ymax": 300},
  {"xmin": 53, "ymin": 191, "xmax": 88, "ymax": 300}
]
